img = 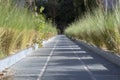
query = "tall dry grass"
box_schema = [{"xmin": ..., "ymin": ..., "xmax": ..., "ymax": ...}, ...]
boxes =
[
  {"xmin": 65, "ymin": 7, "xmax": 120, "ymax": 54},
  {"xmin": 0, "ymin": 1, "xmax": 57, "ymax": 58}
]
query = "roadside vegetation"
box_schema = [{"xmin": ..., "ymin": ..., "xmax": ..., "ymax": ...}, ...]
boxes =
[
  {"xmin": 0, "ymin": 1, "xmax": 57, "ymax": 59},
  {"xmin": 65, "ymin": 7, "xmax": 120, "ymax": 54}
]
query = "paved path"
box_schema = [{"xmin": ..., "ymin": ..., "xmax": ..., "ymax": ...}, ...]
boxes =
[{"xmin": 6, "ymin": 35, "xmax": 120, "ymax": 80}]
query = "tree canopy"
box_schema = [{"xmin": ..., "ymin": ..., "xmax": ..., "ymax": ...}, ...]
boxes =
[{"xmin": 36, "ymin": 0, "xmax": 99, "ymax": 34}]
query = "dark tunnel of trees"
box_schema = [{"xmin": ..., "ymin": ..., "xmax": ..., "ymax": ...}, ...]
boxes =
[{"xmin": 35, "ymin": 0, "xmax": 99, "ymax": 34}]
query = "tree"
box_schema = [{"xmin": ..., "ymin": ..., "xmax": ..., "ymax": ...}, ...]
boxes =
[
  {"xmin": 41, "ymin": 0, "xmax": 100, "ymax": 34},
  {"xmin": 55, "ymin": 0, "xmax": 76, "ymax": 34}
]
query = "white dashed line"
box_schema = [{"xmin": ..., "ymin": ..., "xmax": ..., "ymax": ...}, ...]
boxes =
[
  {"xmin": 37, "ymin": 37, "xmax": 59, "ymax": 80},
  {"xmin": 67, "ymin": 38, "xmax": 97, "ymax": 80}
]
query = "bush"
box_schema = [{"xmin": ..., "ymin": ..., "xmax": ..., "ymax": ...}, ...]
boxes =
[
  {"xmin": 0, "ymin": 1, "xmax": 57, "ymax": 58},
  {"xmin": 65, "ymin": 8, "xmax": 120, "ymax": 54}
]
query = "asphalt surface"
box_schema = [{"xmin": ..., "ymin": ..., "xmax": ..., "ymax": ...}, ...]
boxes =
[{"xmin": 6, "ymin": 35, "xmax": 120, "ymax": 80}]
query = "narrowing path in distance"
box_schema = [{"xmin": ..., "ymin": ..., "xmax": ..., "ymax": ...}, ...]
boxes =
[{"xmin": 6, "ymin": 35, "xmax": 120, "ymax": 80}]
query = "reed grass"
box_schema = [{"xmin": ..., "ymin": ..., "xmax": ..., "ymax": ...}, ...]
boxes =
[
  {"xmin": 65, "ymin": 8, "xmax": 120, "ymax": 54},
  {"xmin": 0, "ymin": 1, "xmax": 57, "ymax": 59}
]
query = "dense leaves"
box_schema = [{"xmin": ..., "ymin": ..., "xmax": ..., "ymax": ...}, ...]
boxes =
[
  {"xmin": 0, "ymin": 0, "xmax": 57, "ymax": 58},
  {"xmin": 39, "ymin": 0, "xmax": 98, "ymax": 33}
]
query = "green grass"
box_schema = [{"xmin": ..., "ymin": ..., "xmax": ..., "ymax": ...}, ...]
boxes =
[
  {"xmin": 0, "ymin": 1, "xmax": 57, "ymax": 58},
  {"xmin": 65, "ymin": 8, "xmax": 120, "ymax": 54}
]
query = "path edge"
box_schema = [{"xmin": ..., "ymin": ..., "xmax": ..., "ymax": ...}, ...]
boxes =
[
  {"xmin": 0, "ymin": 45, "xmax": 38, "ymax": 72},
  {"xmin": 70, "ymin": 38, "xmax": 120, "ymax": 67}
]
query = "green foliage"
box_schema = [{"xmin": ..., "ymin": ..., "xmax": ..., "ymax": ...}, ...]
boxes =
[
  {"xmin": 65, "ymin": 8, "xmax": 120, "ymax": 54},
  {"xmin": 42, "ymin": 0, "xmax": 99, "ymax": 33},
  {"xmin": 0, "ymin": 1, "xmax": 57, "ymax": 58}
]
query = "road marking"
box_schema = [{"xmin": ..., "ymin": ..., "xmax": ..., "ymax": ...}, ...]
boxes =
[
  {"xmin": 37, "ymin": 37, "xmax": 59, "ymax": 80},
  {"xmin": 54, "ymin": 47, "xmax": 81, "ymax": 49},
  {"xmin": 95, "ymin": 75, "xmax": 120, "ymax": 77},
  {"xmin": 68, "ymin": 38, "xmax": 97, "ymax": 80}
]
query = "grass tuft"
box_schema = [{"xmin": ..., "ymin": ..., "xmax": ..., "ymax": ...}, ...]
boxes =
[
  {"xmin": 65, "ymin": 7, "xmax": 120, "ymax": 54},
  {"xmin": 0, "ymin": 1, "xmax": 57, "ymax": 58}
]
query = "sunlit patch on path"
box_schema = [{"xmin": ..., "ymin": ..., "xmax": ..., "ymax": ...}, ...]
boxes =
[{"xmin": 6, "ymin": 35, "xmax": 120, "ymax": 80}]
